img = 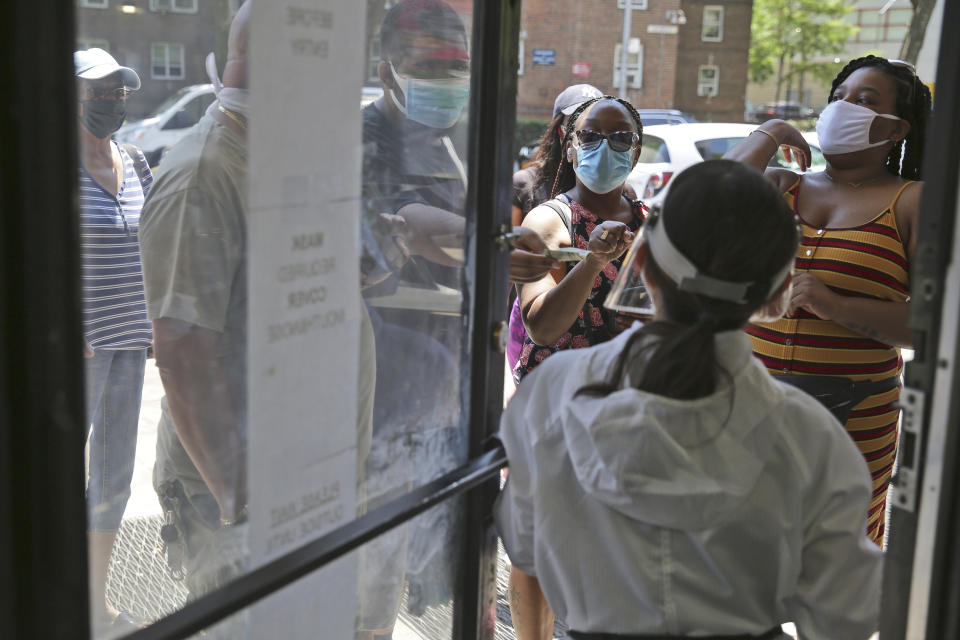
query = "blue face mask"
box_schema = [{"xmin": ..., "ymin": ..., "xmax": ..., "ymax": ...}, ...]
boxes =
[
  {"xmin": 390, "ymin": 64, "xmax": 470, "ymax": 129},
  {"xmin": 573, "ymin": 140, "xmax": 634, "ymax": 194}
]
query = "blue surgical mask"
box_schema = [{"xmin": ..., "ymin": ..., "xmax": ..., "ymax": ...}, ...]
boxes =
[
  {"xmin": 573, "ymin": 140, "xmax": 634, "ymax": 194},
  {"xmin": 390, "ymin": 63, "xmax": 470, "ymax": 129}
]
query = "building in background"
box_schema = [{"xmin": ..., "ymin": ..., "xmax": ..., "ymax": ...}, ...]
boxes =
[
  {"xmin": 515, "ymin": 0, "xmax": 754, "ymax": 123},
  {"xmin": 75, "ymin": 0, "xmax": 239, "ymax": 119},
  {"xmin": 746, "ymin": 0, "xmax": 941, "ymax": 113}
]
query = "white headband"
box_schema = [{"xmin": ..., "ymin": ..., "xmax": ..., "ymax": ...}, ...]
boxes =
[{"xmin": 645, "ymin": 219, "xmax": 792, "ymax": 304}]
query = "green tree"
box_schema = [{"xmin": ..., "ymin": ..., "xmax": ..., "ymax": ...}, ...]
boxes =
[{"xmin": 749, "ymin": 0, "xmax": 856, "ymax": 104}]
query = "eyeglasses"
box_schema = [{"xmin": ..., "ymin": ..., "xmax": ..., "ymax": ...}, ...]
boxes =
[
  {"xmin": 575, "ymin": 129, "xmax": 640, "ymax": 152},
  {"xmin": 888, "ymin": 59, "xmax": 917, "ymax": 75},
  {"xmin": 84, "ymin": 86, "xmax": 131, "ymax": 101}
]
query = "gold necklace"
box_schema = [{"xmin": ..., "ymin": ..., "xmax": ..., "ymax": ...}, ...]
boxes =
[
  {"xmin": 823, "ymin": 170, "xmax": 885, "ymax": 189},
  {"xmin": 218, "ymin": 103, "xmax": 247, "ymax": 130}
]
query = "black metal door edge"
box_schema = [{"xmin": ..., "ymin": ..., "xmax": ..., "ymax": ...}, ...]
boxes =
[
  {"xmin": 455, "ymin": 0, "xmax": 522, "ymax": 638},
  {"xmin": 0, "ymin": 1, "xmax": 90, "ymax": 639},
  {"xmin": 120, "ymin": 448, "xmax": 507, "ymax": 640},
  {"xmin": 881, "ymin": 2, "xmax": 960, "ymax": 637}
]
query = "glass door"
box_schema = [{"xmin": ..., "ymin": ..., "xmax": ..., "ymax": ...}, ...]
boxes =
[{"xmin": 0, "ymin": 0, "xmax": 519, "ymax": 638}]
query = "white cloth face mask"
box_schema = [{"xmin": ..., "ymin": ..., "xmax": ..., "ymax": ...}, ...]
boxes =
[{"xmin": 815, "ymin": 99, "xmax": 900, "ymax": 155}]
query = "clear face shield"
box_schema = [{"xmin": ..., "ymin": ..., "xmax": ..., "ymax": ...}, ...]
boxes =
[{"xmin": 604, "ymin": 225, "xmax": 655, "ymax": 319}]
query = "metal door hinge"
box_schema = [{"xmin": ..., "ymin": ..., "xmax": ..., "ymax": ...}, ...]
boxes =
[{"xmin": 892, "ymin": 386, "xmax": 925, "ymax": 513}]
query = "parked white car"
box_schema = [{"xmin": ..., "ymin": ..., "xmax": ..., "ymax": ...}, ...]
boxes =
[
  {"xmin": 627, "ymin": 123, "xmax": 826, "ymax": 212},
  {"xmin": 116, "ymin": 84, "xmax": 385, "ymax": 168},
  {"xmin": 114, "ymin": 84, "xmax": 216, "ymax": 167}
]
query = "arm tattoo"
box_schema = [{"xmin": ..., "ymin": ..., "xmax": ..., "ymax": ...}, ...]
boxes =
[{"xmin": 844, "ymin": 321, "xmax": 884, "ymax": 342}]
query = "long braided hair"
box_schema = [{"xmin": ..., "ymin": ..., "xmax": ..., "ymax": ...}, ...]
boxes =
[
  {"xmin": 519, "ymin": 112, "xmax": 567, "ymax": 213},
  {"xmin": 533, "ymin": 95, "xmax": 644, "ymax": 199},
  {"xmin": 829, "ymin": 55, "xmax": 932, "ymax": 180}
]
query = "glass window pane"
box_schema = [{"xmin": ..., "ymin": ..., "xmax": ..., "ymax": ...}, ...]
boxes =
[
  {"xmin": 107, "ymin": 499, "xmax": 465, "ymax": 638},
  {"xmin": 637, "ymin": 135, "xmax": 669, "ymax": 163},
  {"xmin": 859, "ymin": 26, "xmax": 881, "ymax": 42},
  {"xmin": 78, "ymin": 0, "xmax": 477, "ymax": 636},
  {"xmin": 694, "ymin": 136, "xmax": 746, "ymax": 159}
]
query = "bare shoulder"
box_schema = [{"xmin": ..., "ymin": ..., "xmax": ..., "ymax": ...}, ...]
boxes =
[
  {"xmin": 764, "ymin": 167, "xmax": 801, "ymax": 194},
  {"xmin": 522, "ymin": 203, "xmax": 569, "ymax": 249},
  {"xmin": 893, "ymin": 180, "xmax": 923, "ymax": 258},
  {"xmin": 895, "ymin": 179, "xmax": 923, "ymax": 215}
]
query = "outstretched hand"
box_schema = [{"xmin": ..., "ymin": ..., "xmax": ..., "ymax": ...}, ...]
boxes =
[
  {"xmin": 509, "ymin": 226, "xmax": 562, "ymax": 283},
  {"xmin": 585, "ymin": 221, "xmax": 634, "ymax": 269}
]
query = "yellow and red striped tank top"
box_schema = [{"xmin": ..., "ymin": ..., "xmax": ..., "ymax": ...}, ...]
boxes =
[{"xmin": 748, "ymin": 175, "xmax": 913, "ymax": 545}]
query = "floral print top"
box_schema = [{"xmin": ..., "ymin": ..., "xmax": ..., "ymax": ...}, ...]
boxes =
[{"xmin": 514, "ymin": 196, "xmax": 645, "ymax": 383}]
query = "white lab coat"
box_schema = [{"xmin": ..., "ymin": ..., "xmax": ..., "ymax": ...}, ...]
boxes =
[{"xmin": 495, "ymin": 324, "xmax": 882, "ymax": 639}]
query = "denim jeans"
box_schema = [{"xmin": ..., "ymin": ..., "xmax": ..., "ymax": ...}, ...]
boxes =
[{"xmin": 85, "ymin": 347, "xmax": 147, "ymax": 532}]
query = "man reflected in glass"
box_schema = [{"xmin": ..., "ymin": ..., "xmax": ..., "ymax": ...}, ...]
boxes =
[
  {"xmin": 138, "ymin": 2, "xmax": 250, "ymax": 622},
  {"xmin": 356, "ymin": 0, "xmax": 473, "ymax": 636}
]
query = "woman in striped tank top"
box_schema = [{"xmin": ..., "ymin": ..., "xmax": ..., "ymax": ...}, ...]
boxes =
[{"xmin": 725, "ymin": 55, "xmax": 932, "ymax": 546}]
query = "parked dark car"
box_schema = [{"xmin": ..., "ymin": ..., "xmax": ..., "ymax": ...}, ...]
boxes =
[
  {"xmin": 752, "ymin": 102, "xmax": 817, "ymax": 123},
  {"xmin": 635, "ymin": 109, "xmax": 698, "ymax": 126}
]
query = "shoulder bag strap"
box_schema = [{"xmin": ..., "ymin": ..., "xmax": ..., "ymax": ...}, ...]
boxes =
[
  {"xmin": 542, "ymin": 196, "xmax": 574, "ymax": 246},
  {"xmin": 121, "ymin": 143, "xmax": 151, "ymax": 193}
]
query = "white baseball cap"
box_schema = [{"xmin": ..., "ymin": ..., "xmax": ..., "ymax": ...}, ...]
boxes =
[{"xmin": 74, "ymin": 48, "xmax": 141, "ymax": 90}]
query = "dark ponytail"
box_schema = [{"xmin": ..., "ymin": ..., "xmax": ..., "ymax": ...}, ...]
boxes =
[{"xmin": 578, "ymin": 160, "xmax": 799, "ymax": 401}]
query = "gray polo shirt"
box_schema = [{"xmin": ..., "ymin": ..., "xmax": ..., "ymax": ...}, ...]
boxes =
[{"xmin": 139, "ymin": 113, "xmax": 248, "ymax": 495}]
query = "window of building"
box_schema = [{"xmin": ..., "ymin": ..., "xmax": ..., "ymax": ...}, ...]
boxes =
[
  {"xmin": 77, "ymin": 38, "xmax": 110, "ymax": 51},
  {"xmin": 151, "ymin": 43, "xmax": 185, "ymax": 79},
  {"xmin": 367, "ymin": 38, "xmax": 381, "ymax": 82},
  {"xmin": 702, "ymin": 5, "xmax": 724, "ymax": 42},
  {"xmin": 149, "ymin": 0, "xmax": 199, "ymax": 13},
  {"xmin": 617, "ymin": 0, "xmax": 649, "ymax": 9},
  {"xmin": 847, "ymin": 7, "xmax": 912, "ymax": 43},
  {"xmin": 697, "ymin": 64, "xmax": 719, "ymax": 97},
  {"xmin": 613, "ymin": 42, "xmax": 643, "ymax": 90},
  {"xmin": 518, "ymin": 38, "xmax": 524, "ymax": 76},
  {"xmin": 80, "ymin": 0, "xmax": 108, "ymax": 7}
]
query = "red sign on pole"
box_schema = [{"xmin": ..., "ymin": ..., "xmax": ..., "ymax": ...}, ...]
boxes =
[{"xmin": 571, "ymin": 61, "xmax": 591, "ymax": 78}]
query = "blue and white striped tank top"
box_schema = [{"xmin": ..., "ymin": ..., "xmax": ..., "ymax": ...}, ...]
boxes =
[{"xmin": 78, "ymin": 144, "xmax": 153, "ymax": 349}]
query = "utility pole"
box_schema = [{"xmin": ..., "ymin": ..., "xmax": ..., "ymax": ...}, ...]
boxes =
[{"xmin": 619, "ymin": 0, "xmax": 633, "ymax": 98}]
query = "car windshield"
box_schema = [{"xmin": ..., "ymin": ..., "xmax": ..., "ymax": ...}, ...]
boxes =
[
  {"xmin": 145, "ymin": 86, "xmax": 196, "ymax": 118},
  {"xmin": 695, "ymin": 137, "xmax": 748, "ymax": 160}
]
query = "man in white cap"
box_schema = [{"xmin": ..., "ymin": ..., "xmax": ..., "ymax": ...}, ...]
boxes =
[{"xmin": 74, "ymin": 46, "xmax": 152, "ymax": 633}]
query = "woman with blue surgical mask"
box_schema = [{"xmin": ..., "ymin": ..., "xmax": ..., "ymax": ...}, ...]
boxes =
[
  {"xmin": 513, "ymin": 95, "xmax": 645, "ymax": 382},
  {"xmin": 725, "ymin": 55, "xmax": 932, "ymax": 547}
]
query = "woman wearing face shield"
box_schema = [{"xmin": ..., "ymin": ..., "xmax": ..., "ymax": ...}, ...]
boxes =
[
  {"xmin": 495, "ymin": 160, "xmax": 882, "ymax": 640},
  {"xmin": 725, "ymin": 55, "xmax": 932, "ymax": 546},
  {"xmin": 513, "ymin": 96, "xmax": 647, "ymax": 384}
]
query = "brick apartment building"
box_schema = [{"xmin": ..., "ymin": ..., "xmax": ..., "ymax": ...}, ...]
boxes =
[
  {"xmin": 75, "ymin": 0, "xmax": 239, "ymax": 119},
  {"xmin": 517, "ymin": 0, "xmax": 754, "ymax": 123}
]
